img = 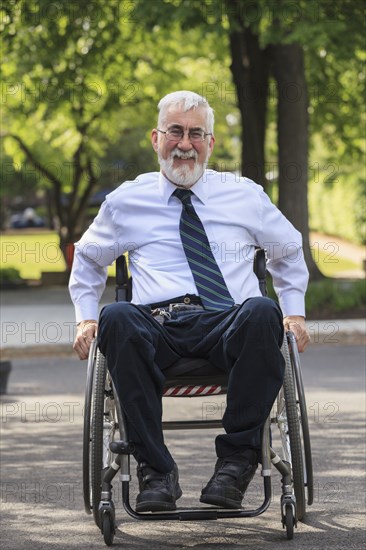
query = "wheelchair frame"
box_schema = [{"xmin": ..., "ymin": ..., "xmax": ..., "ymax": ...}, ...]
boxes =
[{"xmin": 82, "ymin": 251, "xmax": 313, "ymax": 545}]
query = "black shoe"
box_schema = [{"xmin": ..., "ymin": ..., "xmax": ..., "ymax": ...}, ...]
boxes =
[
  {"xmin": 136, "ymin": 462, "xmax": 182, "ymax": 512},
  {"xmin": 200, "ymin": 450, "xmax": 258, "ymax": 509}
]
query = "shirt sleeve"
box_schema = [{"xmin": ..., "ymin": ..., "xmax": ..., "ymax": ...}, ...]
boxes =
[
  {"xmin": 257, "ymin": 188, "xmax": 309, "ymax": 317},
  {"xmin": 68, "ymin": 200, "xmax": 123, "ymax": 322}
]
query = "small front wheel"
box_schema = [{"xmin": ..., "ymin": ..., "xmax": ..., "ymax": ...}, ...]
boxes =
[
  {"xmin": 285, "ymin": 505, "xmax": 295, "ymax": 540},
  {"xmin": 102, "ymin": 512, "xmax": 115, "ymax": 546}
]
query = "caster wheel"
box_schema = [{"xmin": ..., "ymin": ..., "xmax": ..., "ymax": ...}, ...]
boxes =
[
  {"xmin": 102, "ymin": 512, "xmax": 115, "ymax": 546},
  {"xmin": 285, "ymin": 505, "xmax": 294, "ymax": 540}
]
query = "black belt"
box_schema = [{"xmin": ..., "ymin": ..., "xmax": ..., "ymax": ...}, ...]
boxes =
[{"xmin": 149, "ymin": 294, "xmax": 202, "ymax": 309}]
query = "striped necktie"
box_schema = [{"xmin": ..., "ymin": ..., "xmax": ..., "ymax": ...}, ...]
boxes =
[{"xmin": 173, "ymin": 188, "xmax": 235, "ymax": 311}]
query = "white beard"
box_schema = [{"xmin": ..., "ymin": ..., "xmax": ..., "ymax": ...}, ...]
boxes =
[{"xmin": 158, "ymin": 147, "xmax": 208, "ymax": 188}]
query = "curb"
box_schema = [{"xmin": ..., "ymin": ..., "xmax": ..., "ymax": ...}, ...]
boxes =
[
  {"xmin": 0, "ymin": 344, "xmax": 75, "ymax": 360},
  {"xmin": 305, "ymin": 319, "xmax": 365, "ymax": 346}
]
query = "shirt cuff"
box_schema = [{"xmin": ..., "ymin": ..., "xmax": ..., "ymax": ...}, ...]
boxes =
[
  {"xmin": 74, "ymin": 301, "xmax": 99, "ymax": 324},
  {"xmin": 278, "ymin": 290, "xmax": 306, "ymax": 318}
]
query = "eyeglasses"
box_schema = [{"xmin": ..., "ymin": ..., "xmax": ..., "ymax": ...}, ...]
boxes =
[{"xmin": 157, "ymin": 127, "xmax": 212, "ymax": 143}]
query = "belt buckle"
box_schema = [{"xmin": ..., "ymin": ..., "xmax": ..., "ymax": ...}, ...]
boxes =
[
  {"xmin": 168, "ymin": 303, "xmax": 185, "ymax": 312},
  {"xmin": 169, "ymin": 302, "xmax": 202, "ymax": 312},
  {"xmin": 168, "ymin": 296, "xmax": 194, "ymax": 312}
]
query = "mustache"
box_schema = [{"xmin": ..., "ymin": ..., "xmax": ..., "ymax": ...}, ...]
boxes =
[{"xmin": 170, "ymin": 148, "xmax": 198, "ymax": 160}]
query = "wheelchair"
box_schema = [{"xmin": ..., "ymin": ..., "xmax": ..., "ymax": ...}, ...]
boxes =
[{"xmin": 82, "ymin": 250, "xmax": 313, "ymax": 545}]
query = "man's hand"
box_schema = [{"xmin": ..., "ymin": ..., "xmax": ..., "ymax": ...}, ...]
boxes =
[
  {"xmin": 283, "ymin": 315, "xmax": 310, "ymax": 352},
  {"xmin": 73, "ymin": 320, "xmax": 98, "ymax": 360}
]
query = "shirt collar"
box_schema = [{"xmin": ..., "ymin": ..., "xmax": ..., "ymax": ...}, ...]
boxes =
[{"xmin": 159, "ymin": 171, "xmax": 208, "ymax": 205}]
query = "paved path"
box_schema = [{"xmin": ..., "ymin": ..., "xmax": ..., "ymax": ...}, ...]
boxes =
[
  {"xmin": 0, "ymin": 344, "xmax": 365, "ymax": 549},
  {"xmin": 0, "ymin": 286, "xmax": 114, "ymax": 350}
]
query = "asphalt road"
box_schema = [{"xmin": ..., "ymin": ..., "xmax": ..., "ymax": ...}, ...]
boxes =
[{"xmin": 0, "ymin": 344, "xmax": 365, "ymax": 550}]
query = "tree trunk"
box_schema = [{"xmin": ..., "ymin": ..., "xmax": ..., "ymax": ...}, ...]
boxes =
[
  {"xmin": 59, "ymin": 195, "xmax": 90, "ymax": 272},
  {"xmin": 228, "ymin": 27, "xmax": 270, "ymax": 188},
  {"xmin": 271, "ymin": 43, "xmax": 323, "ymax": 280}
]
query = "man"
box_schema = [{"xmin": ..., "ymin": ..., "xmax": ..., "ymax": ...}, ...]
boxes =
[{"xmin": 70, "ymin": 90, "xmax": 310, "ymax": 513}]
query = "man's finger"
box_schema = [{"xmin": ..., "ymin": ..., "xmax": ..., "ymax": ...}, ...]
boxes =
[{"xmin": 293, "ymin": 330, "xmax": 310, "ymax": 353}]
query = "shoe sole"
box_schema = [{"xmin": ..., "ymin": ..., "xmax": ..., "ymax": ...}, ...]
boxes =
[
  {"xmin": 136, "ymin": 501, "xmax": 177, "ymax": 513},
  {"xmin": 199, "ymin": 494, "xmax": 242, "ymax": 509},
  {"xmin": 136, "ymin": 487, "xmax": 183, "ymax": 513}
]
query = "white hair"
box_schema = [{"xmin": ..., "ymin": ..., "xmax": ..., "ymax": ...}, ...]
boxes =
[{"xmin": 157, "ymin": 90, "xmax": 214, "ymax": 133}]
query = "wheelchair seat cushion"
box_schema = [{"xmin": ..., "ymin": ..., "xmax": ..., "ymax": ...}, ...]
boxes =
[{"xmin": 163, "ymin": 357, "xmax": 228, "ymax": 389}]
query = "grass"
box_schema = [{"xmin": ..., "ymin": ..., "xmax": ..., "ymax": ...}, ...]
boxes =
[
  {"xmin": 312, "ymin": 250, "xmax": 360, "ymax": 277},
  {"xmin": 1, "ymin": 232, "xmax": 67, "ymax": 279},
  {"xmin": 0, "ymin": 231, "xmax": 119, "ymax": 279}
]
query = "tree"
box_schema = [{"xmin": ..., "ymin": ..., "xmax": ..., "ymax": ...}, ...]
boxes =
[
  {"xmin": 132, "ymin": 0, "xmax": 320, "ymax": 277},
  {"xmin": 1, "ymin": 0, "xmax": 238, "ymax": 268},
  {"xmin": 1, "ymin": 1, "xmax": 120, "ymax": 260},
  {"xmin": 1, "ymin": 0, "xmax": 163, "ymax": 264},
  {"xmin": 133, "ymin": 0, "xmax": 365, "ymax": 280},
  {"xmin": 2, "ymin": 0, "xmax": 364, "ymax": 279},
  {"xmin": 233, "ymin": 0, "xmax": 364, "ymax": 277},
  {"xmin": 227, "ymin": 24, "xmax": 270, "ymax": 187}
]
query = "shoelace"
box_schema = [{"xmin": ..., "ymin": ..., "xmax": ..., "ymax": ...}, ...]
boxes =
[
  {"xmin": 138, "ymin": 464, "xmax": 168, "ymax": 489},
  {"xmin": 215, "ymin": 459, "xmax": 252, "ymax": 481}
]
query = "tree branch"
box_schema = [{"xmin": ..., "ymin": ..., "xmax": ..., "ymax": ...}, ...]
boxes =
[
  {"xmin": 6, "ymin": 134, "xmax": 65, "ymax": 225},
  {"xmin": 67, "ymin": 140, "xmax": 84, "ymax": 221},
  {"xmin": 68, "ymin": 155, "xmax": 99, "ymax": 233}
]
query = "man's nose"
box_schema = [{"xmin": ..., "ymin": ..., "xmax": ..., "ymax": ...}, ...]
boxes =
[{"xmin": 177, "ymin": 131, "xmax": 193, "ymax": 150}]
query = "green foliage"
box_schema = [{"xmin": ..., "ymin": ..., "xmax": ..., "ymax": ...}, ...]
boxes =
[
  {"xmin": 309, "ymin": 170, "xmax": 366, "ymax": 245},
  {"xmin": 354, "ymin": 178, "xmax": 366, "ymax": 245},
  {"xmin": 267, "ymin": 275, "xmax": 365, "ymax": 316},
  {"xmin": 1, "ymin": 149, "xmax": 39, "ymax": 199},
  {"xmin": 0, "ymin": 267, "xmax": 22, "ymax": 283},
  {"xmin": 1, "ymin": 0, "xmax": 140, "ymax": 238},
  {"xmin": 1, "ymin": 0, "xmax": 364, "ymax": 257},
  {"xmin": 1, "ymin": 0, "xmax": 239, "ymax": 241},
  {"xmin": 305, "ymin": 279, "xmax": 366, "ymax": 314},
  {"xmin": 308, "ymin": 133, "xmax": 366, "ymax": 244}
]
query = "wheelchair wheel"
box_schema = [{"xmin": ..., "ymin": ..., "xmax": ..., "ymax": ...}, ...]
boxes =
[
  {"xmin": 83, "ymin": 344, "xmax": 118, "ymax": 528},
  {"xmin": 90, "ymin": 348, "xmax": 108, "ymax": 527},
  {"xmin": 284, "ymin": 505, "xmax": 295, "ymax": 540},
  {"xmin": 83, "ymin": 340, "xmax": 97, "ymax": 515},
  {"xmin": 282, "ymin": 349, "xmax": 305, "ymax": 520},
  {"xmin": 287, "ymin": 332, "xmax": 314, "ymax": 507},
  {"xmin": 280, "ymin": 333, "xmax": 313, "ymax": 521},
  {"xmin": 102, "ymin": 511, "xmax": 115, "ymax": 546}
]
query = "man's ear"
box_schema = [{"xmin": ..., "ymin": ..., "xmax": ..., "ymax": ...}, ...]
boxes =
[
  {"xmin": 208, "ymin": 135, "xmax": 215, "ymax": 158},
  {"xmin": 151, "ymin": 129, "xmax": 159, "ymax": 152}
]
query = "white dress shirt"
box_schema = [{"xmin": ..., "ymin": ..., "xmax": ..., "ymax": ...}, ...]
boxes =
[{"xmin": 69, "ymin": 170, "xmax": 309, "ymax": 322}]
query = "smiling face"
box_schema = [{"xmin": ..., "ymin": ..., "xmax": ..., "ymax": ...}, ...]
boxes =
[{"xmin": 151, "ymin": 105, "xmax": 215, "ymax": 188}]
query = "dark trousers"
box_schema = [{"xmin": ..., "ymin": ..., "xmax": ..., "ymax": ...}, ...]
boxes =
[{"xmin": 98, "ymin": 296, "xmax": 284, "ymax": 473}]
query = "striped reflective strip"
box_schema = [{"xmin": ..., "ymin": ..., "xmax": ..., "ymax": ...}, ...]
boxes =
[{"xmin": 163, "ymin": 385, "xmax": 223, "ymax": 397}]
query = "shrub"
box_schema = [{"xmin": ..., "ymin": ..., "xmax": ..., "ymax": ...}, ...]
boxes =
[
  {"xmin": 0, "ymin": 267, "xmax": 23, "ymax": 287},
  {"xmin": 266, "ymin": 276, "xmax": 365, "ymax": 316},
  {"xmin": 305, "ymin": 279, "xmax": 365, "ymax": 313}
]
